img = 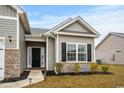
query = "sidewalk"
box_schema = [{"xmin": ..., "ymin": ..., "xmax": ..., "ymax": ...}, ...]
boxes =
[{"xmin": 0, "ymin": 70, "xmax": 44, "ymax": 88}]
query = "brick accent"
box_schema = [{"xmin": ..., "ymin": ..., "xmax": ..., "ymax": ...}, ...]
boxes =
[{"xmin": 5, "ymin": 49, "xmax": 21, "ymax": 78}]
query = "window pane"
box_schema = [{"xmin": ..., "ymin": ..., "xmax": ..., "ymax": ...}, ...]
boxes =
[
  {"xmin": 67, "ymin": 44, "xmax": 76, "ymax": 52},
  {"xmin": 67, "ymin": 53, "xmax": 76, "ymax": 61},
  {"xmin": 78, "ymin": 53, "xmax": 86, "ymax": 61},
  {"xmin": 67, "ymin": 44, "xmax": 76, "ymax": 61},
  {"xmin": 78, "ymin": 44, "xmax": 86, "ymax": 52}
]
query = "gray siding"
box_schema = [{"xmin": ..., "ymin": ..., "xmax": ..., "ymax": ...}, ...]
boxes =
[
  {"xmin": 0, "ymin": 5, "xmax": 17, "ymax": 17},
  {"xmin": 0, "ymin": 18, "xmax": 17, "ymax": 48},
  {"xmin": 96, "ymin": 35, "xmax": 124, "ymax": 64},
  {"xmin": 19, "ymin": 20, "xmax": 26, "ymax": 73},
  {"xmin": 58, "ymin": 35, "xmax": 95, "ymax": 62},
  {"xmin": 61, "ymin": 21, "xmax": 91, "ymax": 33},
  {"xmin": 48, "ymin": 37, "xmax": 55, "ymax": 70}
]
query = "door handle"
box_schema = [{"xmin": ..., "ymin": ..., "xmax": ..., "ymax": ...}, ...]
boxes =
[{"xmin": 0, "ymin": 68, "xmax": 3, "ymax": 69}]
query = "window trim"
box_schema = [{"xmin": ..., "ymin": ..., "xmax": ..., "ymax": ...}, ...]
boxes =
[{"xmin": 66, "ymin": 42, "xmax": 87, "ymax": 62}]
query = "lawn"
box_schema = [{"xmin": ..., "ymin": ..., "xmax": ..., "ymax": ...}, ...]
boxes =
[{"xmin": 26, "ymin": 65, "xmax": 124, "ymax": 88}]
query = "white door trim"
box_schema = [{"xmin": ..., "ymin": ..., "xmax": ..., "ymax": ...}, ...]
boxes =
[
  {"xmin": 40, "ymin": 47, "xmax": 45, "ymax": 68},
  {"xmin": 27, "ymin": 46, "xmax": 46, "ymax": 68},
  {"xmin": 0, "ymin": 37, "xmax": 5, "ymax": 81},
  {"xmin": 27, "ymin": 47, "xmax": 32, "ymax": 68}
]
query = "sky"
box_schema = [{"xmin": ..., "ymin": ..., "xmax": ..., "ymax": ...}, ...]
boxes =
[{"xmin": 22, "ymin": 5, "xmax": 124, "ymax": 46}]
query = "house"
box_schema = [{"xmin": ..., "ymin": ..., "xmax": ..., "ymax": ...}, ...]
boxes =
[
  {"xmin": 0, "ymin": 5, "xmax": 100, "ymax": 80},
  {"xmin": 96, "ymin": 32, "xmax": 124, "ymax": 64}
]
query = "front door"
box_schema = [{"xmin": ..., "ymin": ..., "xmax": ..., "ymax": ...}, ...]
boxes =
[{"xmin": 32, "ymin": 48, "xmax": 41, "ymax": 67}]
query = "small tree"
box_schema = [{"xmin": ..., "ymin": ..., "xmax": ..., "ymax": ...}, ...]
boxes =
[
  {"xmin": 90, "ymin": 63, "xmax": 98, "ymax": 73},
  {"xmin": 56, "ymin": 63, "xmax": 63, "ymax": 74},
  {"xmin": 73, "ymin": 63, "xmax": 81, "ymax": 74}
]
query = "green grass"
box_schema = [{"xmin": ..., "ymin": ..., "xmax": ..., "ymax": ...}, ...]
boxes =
[{"xmin": 26, "ymin": 65, "xmax": 124, "ymax": 88}]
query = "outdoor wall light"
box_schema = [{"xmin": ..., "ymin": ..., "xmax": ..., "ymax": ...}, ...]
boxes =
[{"xmin": 8, "ymin": 35, "xmax": 12, "ymax": 43}]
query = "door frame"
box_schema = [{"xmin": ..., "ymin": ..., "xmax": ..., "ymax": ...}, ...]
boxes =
[
  {"xmin": 27, "ymin": 46, "xmax": 45, "ymax": 68},
  {"xmin": 0, "ymin": 37, "xmax": 5, "ymax": 80}
]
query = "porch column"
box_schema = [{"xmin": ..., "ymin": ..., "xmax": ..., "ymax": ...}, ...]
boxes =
[
  {"xmin": 55, "ymin": 34, "xmax": 59, "ymax": 63},
  {"xmin": 46, "ymin": 37, "xmax": 48, "ymax": 70},
  {"xmin": 93, "ymin": 39, "xmax": 96, "ymax": 62}
]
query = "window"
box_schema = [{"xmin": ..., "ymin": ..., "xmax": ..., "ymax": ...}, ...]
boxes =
[
  {"xmin": 78, "ymin": 44, "xmax": 87, "ymax": 61},
  {"xmin": 67, "ymin": 44, "xmax": 76, "ymax": 61},
  {"xmin": 66, "ymin": 43, "xmax": 87, "ymax": 62}
]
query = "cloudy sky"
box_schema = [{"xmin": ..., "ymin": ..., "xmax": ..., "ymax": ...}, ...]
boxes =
[{"xmin": 22, "ymin": 5, "xmax": 124, "ymax": 46}]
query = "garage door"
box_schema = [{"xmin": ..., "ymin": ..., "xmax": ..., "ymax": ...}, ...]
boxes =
[{"xmin": 0, "ymin": 38, "xmax": 5, "ymax": 81}]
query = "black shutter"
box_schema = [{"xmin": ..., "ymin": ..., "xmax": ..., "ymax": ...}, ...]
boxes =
[
  {"xmin": 62, "ymin": 43, "xmax": 66, "ymax": 62},
  {"xmin": 87, "ymin": 44, "xmax": 92, "ymax": 62}
]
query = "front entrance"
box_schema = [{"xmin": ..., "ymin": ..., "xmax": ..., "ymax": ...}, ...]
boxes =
[
  {"xmin": 27, "ymin": 47, "xmax": 45, "ymax": 68},
  {"xmin": 32, "ymin": 48, "xmax": 41, "ymax": 67}
]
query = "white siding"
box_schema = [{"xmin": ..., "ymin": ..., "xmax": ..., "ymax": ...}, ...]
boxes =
[{"xmin": 0, "ymin": 5, "xmax": 17, "ymax": 17}]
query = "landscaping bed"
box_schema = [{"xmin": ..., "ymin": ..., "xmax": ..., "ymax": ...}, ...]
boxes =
[
  {"xmin": 45, "ymin": 71, "xmax": 113, "ymax": 76},
  {"xmin": 25, "ymin": 65, "xmax": 124, "ymax": 88},
  {"xmin": 1, "ymin": 71, "xmax": 30, "ymax": 83}
]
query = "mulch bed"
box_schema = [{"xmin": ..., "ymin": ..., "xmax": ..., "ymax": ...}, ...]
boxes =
[
  {"xmin": 45, "ymin": 71, "xmax": 113, "ymax": 76},
  {"xmin": 1, "ymin": 71, "xmax": 30, "ymax": 83}
]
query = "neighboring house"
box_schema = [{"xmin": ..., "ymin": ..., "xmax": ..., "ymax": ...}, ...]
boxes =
[
  {"xmin": 96, "ymin": 32, "xmax": 124, "ymax": 64},
  {"xmin": 0, "ymin": 5, "xmax": 100, "ymax": 80}
]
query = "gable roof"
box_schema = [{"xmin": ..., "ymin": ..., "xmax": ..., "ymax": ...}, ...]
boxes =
[
  {"xmin": 96, "ymin": 32, "xmax": 124, "ymax": 49},
  {"xmin": 10, "ymin": 5, "xmax": 30, "ymax": 34},
  {"xmin": 46, "ymin": 17, "xmax": 73, "ymax": 33},
  {"xmin": 47, "ymin": 16, "xmax": 100, "ymax": 37}
]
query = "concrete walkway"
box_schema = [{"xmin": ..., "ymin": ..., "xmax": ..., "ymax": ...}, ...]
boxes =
[{"xmin": 0, "ymin": 70, "xmax": 44, "ymax": 88}]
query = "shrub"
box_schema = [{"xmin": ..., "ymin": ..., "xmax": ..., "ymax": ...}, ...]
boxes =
[
  {"xmin": 101, "ymin": 65, "xmax": 109, "ymax": 73},
  {"xmin": 56, "ymin": 63, "xmax": 63, "ymax": 74},
  {"xmin": 90, "ymin": 63, "xmax": 98, "ymax": 73},
  {"xmin": 73, "ymin": 63, "xmax": 81, "ymax": 74}
]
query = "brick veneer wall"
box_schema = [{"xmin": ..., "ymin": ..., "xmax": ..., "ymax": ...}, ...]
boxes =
[{"xmin": 5, "ymin": 49, "xmax": 21, "ymax": 78}]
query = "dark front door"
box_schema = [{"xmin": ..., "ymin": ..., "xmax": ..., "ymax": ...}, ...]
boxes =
[{"xmin": 32, "ymin": 48, "xmax": 40, "ymax": 67}]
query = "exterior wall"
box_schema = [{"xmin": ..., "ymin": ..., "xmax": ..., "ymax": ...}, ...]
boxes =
[
  {"xmin": 0, "ymin": 18, "xmax": 17, "ymax": 48},
  {"xmin": 96, "ymin": 35, "xmax": 124, "ymax": 64},
  {"xmin": 62, "ymin": 63, "xmax": 91, "ymax": 73},
  {"xmin": 62, "ymin": 21, "xmax": 90, "ymax": 33},
  {"xmin": 5, "ymin": 49, "xmax": 20, "ymax": 78},
  {"xmin": 19, "ymin": 20, "xmax": 26, "ymax": 73},
  {"xmin": 58, "ymin": 35, "xmax": 95, "ymax": 62},
  {"xmin": 0, "ymin": 5, "xmax": 17, "ymax": 17},
  {"xmin": 48, "ymin": 37, "xmax": 55, "ymax": 70}
]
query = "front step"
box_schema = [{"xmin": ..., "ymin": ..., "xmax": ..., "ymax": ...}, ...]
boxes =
[{"xmin": 27, "ymin": 70, "xmax": 44, "ymax": 84}]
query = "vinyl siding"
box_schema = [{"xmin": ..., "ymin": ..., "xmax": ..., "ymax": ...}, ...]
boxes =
[
  {"xmin": 61, "ymin": 21, "xmax": 91, "ymax": 34},
  {"xmin": 58, "ymin": 35, "xmax": 95, "ymax": 62},
  {"xmin": 0, "ymin": 5, "xmax": 17, "ymax": 17},
  {"xmin": 19, "ymin": 19, "xmax": 26, "ymax": 73},
  {"xmin": 96, "ymin": 35, "xmax": 124, "ymax": 64},
  {"xmin": 0, "ymin": 18, "xmax": 17, "ymax": 48},
  {"xmin": 48, "ymin": 37, "xmax": 55, "ymax": 70}
]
